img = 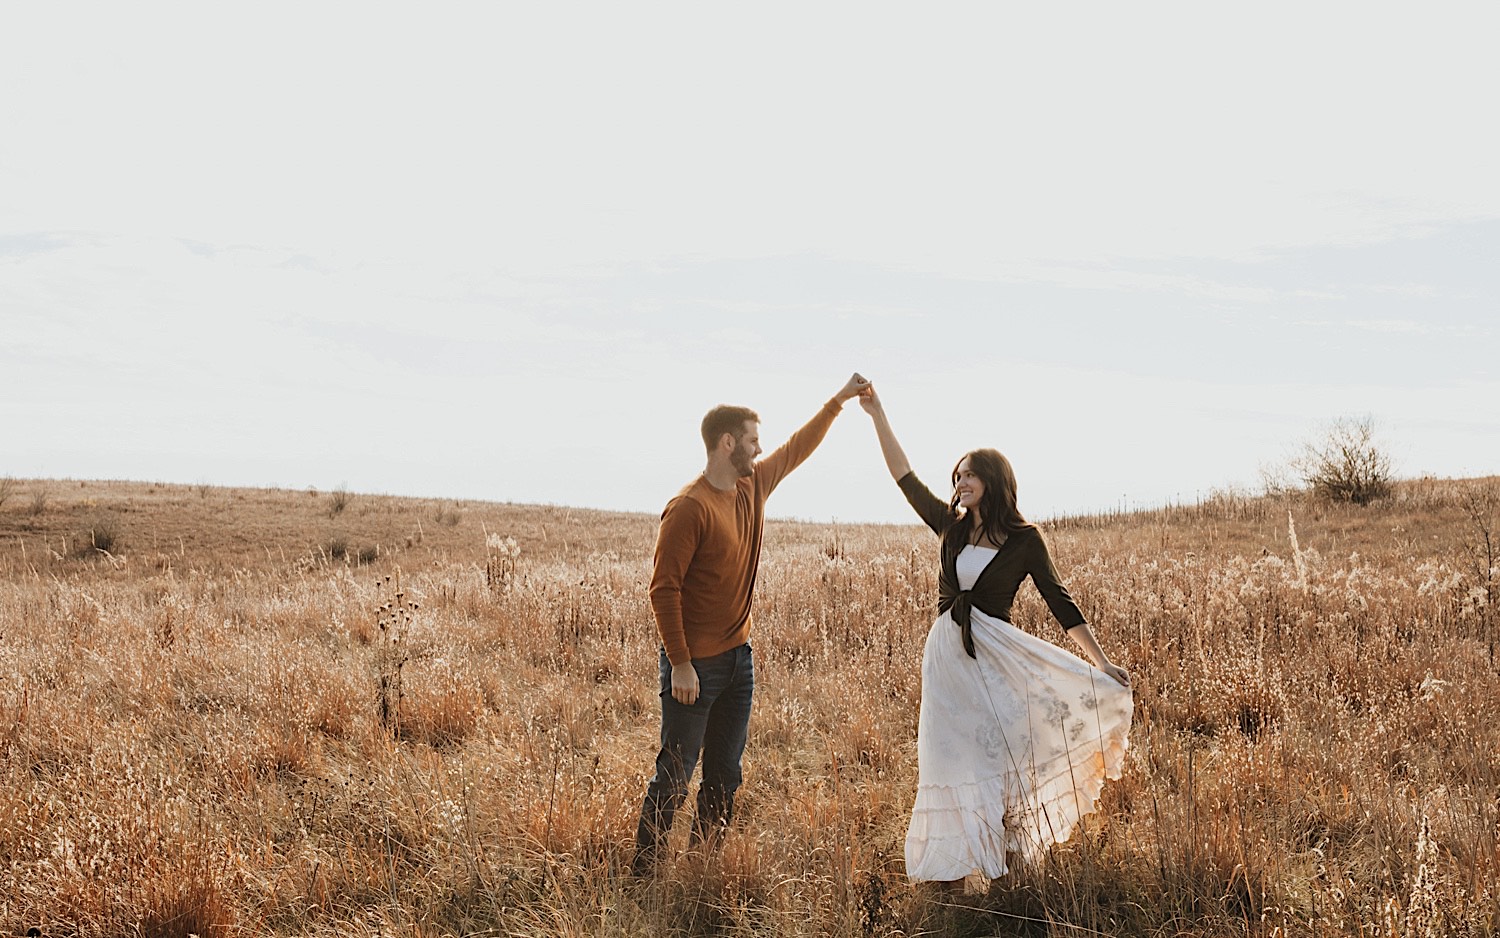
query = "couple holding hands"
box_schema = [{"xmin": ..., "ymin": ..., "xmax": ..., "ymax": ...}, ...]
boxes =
[{"xmin": 633, "ymin": 373, "xmax": 1133, "ymax": 887}]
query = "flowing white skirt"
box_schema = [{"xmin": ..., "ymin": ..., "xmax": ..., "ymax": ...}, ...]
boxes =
[{"xmin": 904, "ymin": 607, "xmax": 1133, "ymax": 881}]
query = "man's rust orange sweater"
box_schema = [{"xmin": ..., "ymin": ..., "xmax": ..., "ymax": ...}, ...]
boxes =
[{"xmin": 649, "ymin": 399, "xmax": 842, "ymax": 665}]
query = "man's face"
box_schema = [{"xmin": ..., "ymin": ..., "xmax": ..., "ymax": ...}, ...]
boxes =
[{"xmin": 730, "ymin": 421, "xmax": 761, "ymax": 477}]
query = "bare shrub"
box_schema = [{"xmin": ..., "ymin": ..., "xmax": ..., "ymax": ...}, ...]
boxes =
[
  {"xmin": 1257, "ymin": 461, "xmax": 1299, "ymax": 499},
  {"xmin": 28, "ymin": 486, "xmax": 48, "ymax": 515},
  {"xmin": 74, "ymin": 517, "xmax": 122, "ymax": 558},
  {"xmin": 1294, "ymin": 415, "xmax": 1394, "ymax": 504},
  {"xmin": 329, "ymin": 485, "xmax": 351, "ymax": 516},
  {"xmin": 0, "ymin": 476, "xmax": 16, "ymax": 509}
]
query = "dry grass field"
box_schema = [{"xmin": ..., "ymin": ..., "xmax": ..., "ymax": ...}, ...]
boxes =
[{"xmin": 1, "ymin": 475, "xmax": 1497, "ymax": 937}]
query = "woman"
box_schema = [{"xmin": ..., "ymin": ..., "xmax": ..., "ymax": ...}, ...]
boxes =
[{"xmin": 859, "ymin": 385, "xmax": 1132, "ymax": 885}]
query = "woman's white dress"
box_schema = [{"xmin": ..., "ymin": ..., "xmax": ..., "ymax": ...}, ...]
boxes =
[{"xmin": 904, "ymin": 545, "xmax": 1133, "ymax": 881}]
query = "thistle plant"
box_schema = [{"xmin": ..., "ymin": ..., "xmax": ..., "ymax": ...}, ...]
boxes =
[{"xmin": 375, "ymin": 572, "xmax": 417, "ymax": 736}]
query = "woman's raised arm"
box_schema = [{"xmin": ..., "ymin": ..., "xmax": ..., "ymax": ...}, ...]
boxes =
[{"xmin": 859, "ymin": 386, "xmax": 912, "ymax": 481}]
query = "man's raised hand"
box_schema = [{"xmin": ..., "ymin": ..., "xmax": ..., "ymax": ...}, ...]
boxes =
[{"xmin": 836, "ymin": 372, "xmax": 871, "ymax": 403}]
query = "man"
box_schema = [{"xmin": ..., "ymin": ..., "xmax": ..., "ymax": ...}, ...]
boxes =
[{"xmin": 632, "ymin": 373, "xmax": 869, "ymax": 874}]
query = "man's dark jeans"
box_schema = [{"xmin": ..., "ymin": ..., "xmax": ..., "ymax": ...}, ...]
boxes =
[{"xmin": 632, "ymin": 643, "xmax": 754, "ymax": 872}]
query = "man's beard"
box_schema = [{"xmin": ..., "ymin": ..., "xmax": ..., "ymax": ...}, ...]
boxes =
[{"xmin": 731, "ymin": 447, "xmax": 754, "ymax": 477}]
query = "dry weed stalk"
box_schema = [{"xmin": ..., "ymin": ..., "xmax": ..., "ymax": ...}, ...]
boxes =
[
  {"xmin": 1457, "ymin": 481, "xmax": 1498, "ymax": 662},
  {"xmin": 374, "ymin": 572, "xmax": 415, "ymax": 737},
  {"xmin": 485, "ymin": 531, "xmax": 521, "ymax": 594},
  {"xmin": 1287, "ymin": 510, "xmax": 1309, "ymax": 590},
  {"xmin": 1402, "ymin": 816, "xmax": 1440, "ymax": 938}
]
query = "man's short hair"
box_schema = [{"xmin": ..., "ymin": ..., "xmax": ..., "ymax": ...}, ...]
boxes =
[{"xmin": 701, "ymin": 405, "xmax": 759, "ymax": 452}]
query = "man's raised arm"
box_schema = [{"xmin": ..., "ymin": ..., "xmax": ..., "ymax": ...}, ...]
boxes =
[{"xmin": 754, "ymin": 373, "xmax": 869, "ymax": 493}]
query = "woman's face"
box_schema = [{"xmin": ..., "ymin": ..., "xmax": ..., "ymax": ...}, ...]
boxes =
[{"xmin": 954, "ymin": 457, "xmax": 985, "ymax": 511}]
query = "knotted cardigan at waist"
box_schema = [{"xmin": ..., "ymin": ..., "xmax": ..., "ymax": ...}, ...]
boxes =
[{"xmin": 940, "ymin": 588, "xmax": 985, "ymax": 658}]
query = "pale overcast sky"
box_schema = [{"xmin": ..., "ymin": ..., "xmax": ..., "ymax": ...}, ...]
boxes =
[{"xmin": 4, "ymin": 3, "xmax": 1497, "ymax": 524}]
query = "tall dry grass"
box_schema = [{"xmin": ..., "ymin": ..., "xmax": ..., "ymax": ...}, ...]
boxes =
[{"xmin": 0, "ymin": 476, "xmax": 1497, "ymax": 936}]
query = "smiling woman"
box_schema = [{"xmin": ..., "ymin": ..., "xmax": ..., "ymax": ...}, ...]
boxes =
[{"xmin": 856, "ymin": 384, "xmax": 1132, "ymax": 885}]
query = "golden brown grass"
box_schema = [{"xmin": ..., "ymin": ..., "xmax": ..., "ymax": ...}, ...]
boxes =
[{"xmin": 0, "ymin": 475, "xmax": 1497, "ymax": 936}]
